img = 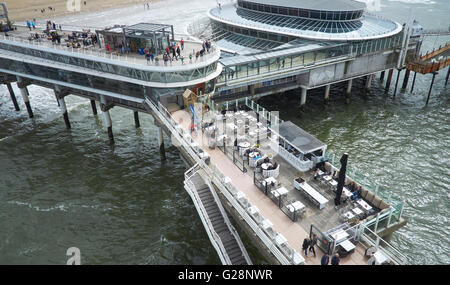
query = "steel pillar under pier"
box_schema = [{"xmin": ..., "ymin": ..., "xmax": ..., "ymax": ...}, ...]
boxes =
[
  {"xmin": 19, "ymin": 86, "xmax": 33, "ymax": 118},
  {"xmin": 324, "ymin": 84, "xmax": 330, "ymax": 105},
  {"xmin": 134, "ymin": 111, "xmax": 140, "ymax": 128},
  {"xmin": 410, "ymin": 72, "xmax": 417, "ymax": 93},
  {"xmin": 90, "ymin": 100, "xmax": 98, "ymax": 116},
  {"xmin": 380, "ymin": 71, "xmax": 385, "ymax": 82},
  {"xmin": 6, "ymin": 82, "xmax": 20, "ymax": 111},
  {"xmin": 345, "ymin": 79, "xmax": 352, "ymax": 104},
  {"xmin": 385, "ymin": 69, "xmax": 394, "ymax": 93},
  {"xmin": 103, "ymin": 110, "xmax": 114, "ymax": 144},
  {"xmin": 300, "ymin": 87, "xmax": 307, "ymax": 110},
  {"xmin": 426, "ymin": 72, "xmax": 438, "ymax": 105},
  {"xmin": 58, "ymin": 97, "xmax": 71, "ymax": 129},
  {"xmin": 402, "ymin": 69, "xmax": 411, "ymax": 90},
  {"xmin": 445, "ymin": 66, "xmax": 449, "ymax": 87},
  {"xmin": 393, "ymin": 69, "xmax": 402, "ymax": 97},
  {"xmin": 157, "ymin": 126, "xmax": 166, "ymax": 157}
]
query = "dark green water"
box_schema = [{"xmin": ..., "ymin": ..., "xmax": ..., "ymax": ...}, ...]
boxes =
[{"xmin": 0, "ymin": 0, "xmax": 449, "ymax": 265}]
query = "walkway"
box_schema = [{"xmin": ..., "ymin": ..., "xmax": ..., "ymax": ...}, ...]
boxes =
[{"xmin": 172, "ymin": 109, "xmax": 368, "ymax": 265}]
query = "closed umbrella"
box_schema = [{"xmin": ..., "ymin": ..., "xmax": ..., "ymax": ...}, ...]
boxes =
[{"xmin": 335, "ymin": 153, "xmax": 348, "ymax": 206}]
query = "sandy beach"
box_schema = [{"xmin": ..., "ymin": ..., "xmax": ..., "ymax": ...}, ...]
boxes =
[{"xmin": 3, "ymin": 0, "xmax": 159, "ymax": 22}]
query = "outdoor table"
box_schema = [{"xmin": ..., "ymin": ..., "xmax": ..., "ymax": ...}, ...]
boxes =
[
  {"xmin": 331, "ymin": 230, "xmax": 349, "ymax": 243},
  {"xmin": 322, "ymin": 175, "xmax": 332, "ymax": 181},
  {"xmin": 263, "ymin": 177, "xmax": 277, "ymax": 187},
  {"xmin": 238, "ymin": 141, "xmax": 250, "ymax": 148},
  {"xmin": 261, "ymin": 219, "xmax": 273, "ymax": 230},
  {"xmin": 261, "ymin": 163, "xmax": 273, "ymax": 170},
  {"xmin": 249, "ymin": 151, "xmax": 260, "ymax": 158},
  {"xmin": 374, "ymin": 251, "xmax": 388, "ymax": 265},
  {"xmin": 275, "ymin": 234, "xmax": 287, "ymax": 246},
  {"xmin": 339, "ymin": 239, "xmax": 356, "ymax": 252},
  {"xmin": 297, "ymin": 182, "xmax": 328, "ymax": 209},
  {"xmin": 225, "ymin": 113, "xmax": 234, "ymax": 118},
  {"xmin": 352, "ymin": 207, "xmax": 363, "ymax": 216},
  {"xmin": 357, "ymin": 199, "xmax": 373, "ymax": 212},
  {"xmin": 276, "ymin": 187, "xmax": 289, "ymax": 196},
  {"xmin": 236, "ymin": 119, "xmax": 244, "ymax": 125},
  {"xmin": 247, "ymin": 205, "xmax": 259, "ymax": 215},
  {"xmin": 330, "ymin": 180, "xmax": 338, "ymax": 187},
  {"xmin": 317, "ymin": 169, "xmax": 324, "ymax": 176},
  {"xmin": 287, "ymin": 201, "xmax": 306, "ymax": 213},
  {"xmin": 344, "ymin": 211, "xmax": 355, "ymax": 219},
  {"xmin": 343, "ymin": 187, "xmax": 353, "ymax": 198}
]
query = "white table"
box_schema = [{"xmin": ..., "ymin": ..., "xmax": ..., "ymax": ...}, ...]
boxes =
[
  {"xmin": 352, "ymin": 207, "xmax": 363, "ymax": 216},
  {"xmin": 344, "ymin": 211, "xmax": 355, "ymax": 219},
  {"xmin": 249, "ymin": 152, "xmax": 260, "ymax": 158},
  {"xmin": 374, "ymin": 251, "xmax": 388, "ymax": 265},
  {"xmin": 263, "ymin": 177, "xmax": 277, "ymax": 186},
  {"xmin": 238, "ymin": 141, "xmax": 250, "ymax": 148},
  {"xmin": 317, "ymin": 169, "xmax": 324, "ymax": 176},
  {"xmin": 331, "ymin": 230, "xmax": 349, "ymax": 243},
  {"xmin": 275, "ymin": 187, "xmax": 289, "ymax": 196},
  {"xmin": 339, "ymin": 239, "xmax": 356, "ymax": 252},
  {"xmin": 261, "ymin": 163, "xmax": 273, "ymax": 170},
  {"xmin": 357, "ymin": 199, "xmax": 373, "ymax": 212},
  {"xmin": 322, "ymin": 175, "xmax": 332, "ymax": 181},
  {"xmin": 261, "ymin": 219, "xmax": 273, "ymax": 230},
  {"xmin": 275, "ymin": 234, "xmax": 287, "ymax": 245},
  {"xmin": 236, "ymin": 119, "xmax": 244, "ymax": 125},
  {"xmin": 297, "ymin": 182, "xmax": 329, "ymax": 209},
  {"xmin": 247, "ymin": 205, "xmax": 259, "ymax": 215},
  {"xmin": 287, "ymin": 201, "xmax": 306, "ymax": 213},
  {"xmin": 343, "ymin": 187, "xmax": 353, "ymax": 198},
  {"xmin": 330, "ymin": 180, "xmax": 338, "ymax": 187},
  {"xmin": 223, "ymin": 177, "xmax": 232, "ymax": 184},
  {"xmin": 227, "ymin": 123, "xmax": 237, "ymax": 130}
]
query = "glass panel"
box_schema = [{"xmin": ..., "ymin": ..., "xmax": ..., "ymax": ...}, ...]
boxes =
[
  {"xmin": 291, "ymin": 54, "xmax": 303, "ymax": 67},
  {"xmin": 248, "ymin": 62, "xmax": 258, "ymax": 76},
  {"xmin": 269, "ymin": 58, "xmax": 278, "ymax": 71},
  {"xmin": 259, "ymin": 59, "xmax": 269, "ymax": 74}
]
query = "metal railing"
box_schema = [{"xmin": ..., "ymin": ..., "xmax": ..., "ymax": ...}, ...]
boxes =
[
  {"xmin": 145, "ymin": 97, "xmax": 304, "ymax": 265},
  {"xmin": 184, "ymin": 164, "xmax": 232, "ymax": 265}
]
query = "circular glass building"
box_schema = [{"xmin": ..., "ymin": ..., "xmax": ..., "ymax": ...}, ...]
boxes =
[{"xmin": 206, "ymin": 0, "xmax": 402, "ymax": 49}]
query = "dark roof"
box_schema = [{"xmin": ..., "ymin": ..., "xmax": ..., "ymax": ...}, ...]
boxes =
[
  {"xmin": 244, "ymin": 0, "xmax": 366, "ymax": 12},
  {"xmin": 278, "ymin": 121, "xmax": 326, "ymax": 154}
]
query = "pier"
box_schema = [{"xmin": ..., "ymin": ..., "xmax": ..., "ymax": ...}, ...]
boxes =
[{"xmin": 0, "ymin": 0, "xmax": 427, "ymax": 265}]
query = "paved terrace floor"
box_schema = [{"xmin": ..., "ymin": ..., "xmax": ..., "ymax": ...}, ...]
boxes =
[
  {"xmin": 171, "ymin": 109, "xmax": 369, "ymax": 265},
  {"xmin": 4, "ymin": 26, "xmax": 216, "ymax": 68}
]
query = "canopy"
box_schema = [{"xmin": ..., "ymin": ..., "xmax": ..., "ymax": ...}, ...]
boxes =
[{"xmin": 278, "ymin": 121, "xmax": 326, "ymax": 154}]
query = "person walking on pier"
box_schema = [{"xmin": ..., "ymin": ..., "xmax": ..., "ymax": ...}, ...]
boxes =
[
  {"xmin": 150, "ymin": 52, "xmax": 154, "ymax": 63},
  {"xmin": 27, "ymin": 20, "xmax": 31, "ymax": 31},
  {"xmin": 309, "ymin": 234, "xmax": 318, "ymax": 257},
  {"xmin": 181, "ymin": 38, "xmax": 184, "ymax": 50},
  {"xmin": 321, "ymin": 253, "xmax": 330, "ymax": 265},
  {"xmin": 32, "ymin": 20, "xmax": 36, "ymax": 30},
  {"xmin": 331, "ymin": 253, "xmax": 340, "ymax": 265},
  {"xmin": 176, "ymin": 45, "xmax": 181, "ymax": 59},
  {"xmin": 302, "ymin": 237, "xmax": 310, "ymax": 257},
  {"xmin": 146, "ymin": 52, "xmax": 150, "ymax": 65}
]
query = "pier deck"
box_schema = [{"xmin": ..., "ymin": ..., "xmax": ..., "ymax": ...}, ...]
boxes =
[
  {"xmin": 6, "ymin": 25, "xmax": 216, "ymax": 68},
  {"xmin": 172, "ymin": 109, "xmax": 369, "ymax": 265}
]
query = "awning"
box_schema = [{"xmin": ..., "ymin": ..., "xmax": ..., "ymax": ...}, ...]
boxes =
[{"xmin": 278, "ymin": 121, "xmax": 326, "ymax": 154}]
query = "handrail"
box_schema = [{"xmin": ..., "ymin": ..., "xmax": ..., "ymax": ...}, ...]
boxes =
[
  {"xmin": 184, "ymin": 171, "xmax": 232, "ymax": 265},
  {"xmin": 204, "ymin": 178, "xmax": 253, "ymax": 265}
]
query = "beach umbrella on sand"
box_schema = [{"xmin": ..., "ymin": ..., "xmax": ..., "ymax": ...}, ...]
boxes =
[{"xmin": 335, "ymin": 153, "xmax": 348, "ymax": 206}]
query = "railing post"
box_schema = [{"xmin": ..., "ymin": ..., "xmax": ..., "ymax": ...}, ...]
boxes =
[
  {"xmin": 387, "ymin": 207, "xmax": 393, "ymax": 227},
  {"xmin": 374, "ymin": 212, "xmax": 380, "ymax": 234},
  {"xmin": 398, "ymin": 199, "xmax": 405, "ymax": 221}
]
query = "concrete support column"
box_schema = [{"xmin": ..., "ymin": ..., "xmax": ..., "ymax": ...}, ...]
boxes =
[
  {"xmin": 134, "ymin": 111, "xmax": 140, "ymax": 128},
  {"xmin": 393, "ymin": 69, "xmax": 402, "ymax": 97},
  {"xmin": 402, "ymin": 69, "xmax": 411, "ymax": 90},
  {"xmin": 385, "ymin": 69, "xmax": 394, "ymax": 93},
  {"xmin": 410, "ymin": 72, "xmax": 417, "ymax": 93},
  {"xmin": 364, "ymin": 75, "xmax": 373, "ymax": 95},
  {"xmin": 380, "ymin": 70, "xmax": 385, "ymax": 82},
  {"xmin": 300, "ymin": 87, "xmax": 307, "ymax": 110},
  {"xmin": 90, "ymin": 99, "xmax": 98, "ymax": 116},
  {"xmin": 426, "ymin": 72, "xmax": 438, "ymax": 105},
  {"xmin": 58, "ymin": 96, "xmax": 71, "ymax": 129},
  {"xmin": 6, "ymin": 82, "xmax": 20, "ymax": 111},
  {"xmin": 249, "ymin": 84, "xmax": 255, "ymax": 97},
  {"xmin": 345, "ymin": 79, "xmax": 352, "ymax": 104},
  {"xmin": 324, "ymin": 84, "xmax": 330, "ymax": 105},
  {"xmin": 103, "ymin": 110, "xmax": 114, "ymax": 144},
  {"xmin": 19, "ymin": 86, "xmax": 33, "ymax": 118}
]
